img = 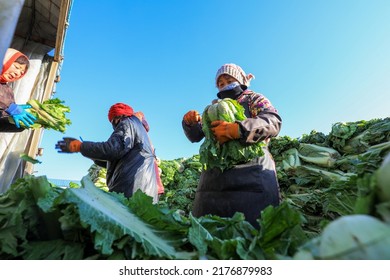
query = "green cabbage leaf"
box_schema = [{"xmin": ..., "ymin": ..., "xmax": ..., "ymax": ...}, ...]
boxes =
[{"xmin": 199, "ymin": 98, "xmax": 265, "ymax": 171}]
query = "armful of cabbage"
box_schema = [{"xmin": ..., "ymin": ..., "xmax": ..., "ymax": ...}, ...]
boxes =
[{"xmin": 8, "ymin": 98, "xmax": 71, "ymax": 133}]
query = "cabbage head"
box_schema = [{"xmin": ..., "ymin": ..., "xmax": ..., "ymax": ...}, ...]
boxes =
[
  {"xmin": 199, "ymin": 98, "xmax": 265, "ymax": 171},
  {"xmin": 294, "ymin": 214, "xmax": 390, "ymax": 259}
]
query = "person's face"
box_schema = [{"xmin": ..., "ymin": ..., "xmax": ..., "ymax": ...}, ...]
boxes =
[
  {"xmin": 2, "ymin": 62, "xmax": 27, "ymax": 82},
  {"xmin": 217, "ymin": 74, "xmax": 239, "ymax": 91}
]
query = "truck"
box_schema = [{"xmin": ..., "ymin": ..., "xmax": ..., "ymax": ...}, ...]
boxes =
[{"xmin": 0, "ymin": 0, "xmax": 74, "ymax": 192}]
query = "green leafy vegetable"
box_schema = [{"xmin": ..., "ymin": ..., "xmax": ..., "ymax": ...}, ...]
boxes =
[
  {"xmin": 298, "ymin": 143, "xmax": 341, "ymax": 168},
  {"xmin": 199, "ymin": 98, "xmax": 265, "ymax": 171},
  {"xmin": 328, "ymin": 118, "xmax": 390, "ymax": 154},
  {"xmin": 2, "ymin": 116, "xmax": 390, "ymax": 260},
  {"xmin": 60, "ymin": 176, "xmax": 194, "ymax": 259},
  {"xmin": 88, "ymin": 164, "xmax": 108, "ymax": 192},
  {"xmin": 10, "ymin": 98, "xmax": 71, "ymax": 132},
  {"xmin": 376, "ymin": 152, "xmax": 390, "ymax": 202},
  {"xmin": 294, "ymin": 215, "xmax": 390, "ymax": 259},
  {"xmin": 19, "ymin": 153, "xmax": 41, "ymax": 164}
]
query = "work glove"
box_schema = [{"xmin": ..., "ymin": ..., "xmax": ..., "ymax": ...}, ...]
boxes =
[
  {"xmin": 183, "ymin": 110, "xmax": 201, "ymax": 125},
  {"xmin": 55, "ymin": 137, "xmax": 82, "ymax": 153},
  {"xmin": 211, "ymin": 120, "xmax": 240, "ymax": 144},
  {"xmin": 6, "ymin": 103, "xmax": 36, "ymax": 128}
]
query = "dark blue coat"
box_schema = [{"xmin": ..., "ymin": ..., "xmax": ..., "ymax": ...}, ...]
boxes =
[{"xmin": 80, "ymin": 116, "xmax": 158, "ymax": 203}]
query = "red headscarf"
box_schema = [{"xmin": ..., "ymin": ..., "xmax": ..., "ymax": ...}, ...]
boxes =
[
  {"xmin": 108, "ymin": 103, "xmax": 134, "ymax": 122},
  {"xmin": 0, "ymin": 48, "xmax": 29, "ymax": 83}
]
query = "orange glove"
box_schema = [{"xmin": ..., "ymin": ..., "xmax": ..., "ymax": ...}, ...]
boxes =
[
  {"xmin": 55, "ymin": 137, "xmax": 82, "ymax": 153},
  {"xmin": 211, "ymin": 120, "xmax": 240, "ymax": 144},
  {"xmin": 68, "ymin": 140, "xmax": 82, "ymax": 152},
  {"xmin": 183, "ymin": 110, "xmax": 201, "ymax": 125}
]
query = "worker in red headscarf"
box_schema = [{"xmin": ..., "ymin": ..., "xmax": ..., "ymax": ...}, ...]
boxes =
[
  {"xmin": 55, "ymin": 102, "xmax": 159, "ymax": 203},
  {"xmin": 0, "ymin": 48, "xmax": 36, "ymax": 132},
  {"xmin": 134, "ymin": 111, "xmax": 165, "ymax": 197}
]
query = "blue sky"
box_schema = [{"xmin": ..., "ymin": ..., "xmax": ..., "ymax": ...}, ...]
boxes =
[{"xmin": 34, "ymin": 0, "xmax": 390, "ymax": 180}]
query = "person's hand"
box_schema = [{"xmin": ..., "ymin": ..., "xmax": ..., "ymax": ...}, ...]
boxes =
[
  {"xmin": 211, "ymin": 120, "xmax": 240, "ymax": 144},
  {"xmin": 55, "ymin": 137, "xmax": 82, "ymax": 153},
  {"xmin": 183, "ymin": 110, "xmax": 201, "ymax": 125},
  {"xmin": 5, "ymin": 103, "xmax": 36, "ymax": 128}
]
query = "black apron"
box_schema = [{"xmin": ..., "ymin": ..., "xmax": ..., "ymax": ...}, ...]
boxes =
[{"xmin": 192, "ymin": 148, "xmax": 280, "ymax": 228}]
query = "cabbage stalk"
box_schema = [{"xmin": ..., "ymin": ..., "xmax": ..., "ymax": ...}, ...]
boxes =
[
  {"xmin": 376, "ymin": 152, "xmax": 390, "ymax": 202},
  {"xmin": 298, "ymin": 143, "xmax": 341, "ymax": 168}
]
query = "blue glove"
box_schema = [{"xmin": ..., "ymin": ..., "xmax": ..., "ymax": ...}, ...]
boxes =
[{"xmin": 6, "ymin": 103, "xmax": 37, "ymax": 128}]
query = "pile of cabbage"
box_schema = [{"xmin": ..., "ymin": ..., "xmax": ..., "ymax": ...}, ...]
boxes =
[
  {"xmin": 162, "ymin": 117, "xmax": 390, "ymax": 259},
  {"xmin": 5, "ymin": 117, "xmax": 388, "ymax": 260},
  {"xmin": 266, "ymin": 117, "xmax": 390, "ymax": 259},
  {"xmin": 269, "ymin": 118, "xmax": 390, "ymax": 232}
]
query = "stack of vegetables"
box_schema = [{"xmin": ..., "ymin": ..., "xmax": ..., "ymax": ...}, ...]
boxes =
[
  {"xmin": 88, "ymin": 164, "xmax": 108, "ymax": 192},
  {"xmin": 269, "ymin": 118, "xmax": 390, "ymax": 236},
  {"xmin": 1, "ymin": 117, "xmax": 389, "ymax": 260},
  {"xmin": 157, "ymin": 155, "xmax": 202, "ymax": 213}
]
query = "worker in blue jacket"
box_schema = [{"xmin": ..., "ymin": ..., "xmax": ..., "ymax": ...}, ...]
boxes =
[{"xmin": 55, "ymin": 102, "xmax": 159, "ymax": 203}]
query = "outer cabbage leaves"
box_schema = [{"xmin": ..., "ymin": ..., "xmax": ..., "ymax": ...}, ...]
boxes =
[{"xmin": 199, "ymin": 98, "xmax": 265, "ymax": 171}]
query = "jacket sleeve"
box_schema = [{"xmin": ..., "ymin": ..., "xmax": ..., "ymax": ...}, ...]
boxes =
[
  {"xmin": 0, "ymin": 84, "xmax": 15, "ymax": 112},
  {"xmin": 182, "ymin": 120, "xmax": 205, "ymax": 143},
  {"xmin": 0, "ymin": 117, "xmax": 25, "ymax": 132},
  {"xmin": 237, "ymin": 92, "xmax": 282, "ymax": 144},
  {"xmin": 80, "ymin": 121, "xmax": 134, "ymax": 161},
  {"xmin": 238, "ymin": 110, "xmax": 282, "ymax": 144},
  {"xmin": 0, "ymin": 84, "xmax": 25, "ymax": 132}
]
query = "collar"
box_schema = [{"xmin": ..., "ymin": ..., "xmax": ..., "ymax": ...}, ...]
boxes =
[{"xmin": 217, "ymin": 84, "xmax": 247, "ymax": 99}]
